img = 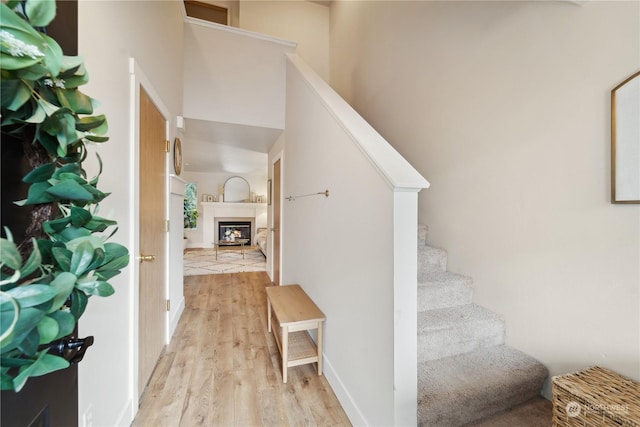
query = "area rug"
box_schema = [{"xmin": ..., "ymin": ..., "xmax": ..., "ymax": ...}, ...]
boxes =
[{"xmin": 183, "ymin": 247, "xmax": 266, "ymax": 276}]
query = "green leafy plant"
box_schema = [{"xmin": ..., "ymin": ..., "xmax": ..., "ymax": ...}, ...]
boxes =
[
  {"xmin": 0, "ymin": 0, "xmax": 129, "ymax": 391},
  {"xmin": 183, "ymin": 182, "xmax": 198, "ymax": 229}
]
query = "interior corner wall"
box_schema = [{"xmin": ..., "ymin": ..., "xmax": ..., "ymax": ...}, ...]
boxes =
[
  {"xmin": 78, "ymin": 1, "xmax": 184, "ymax": 425},
  {"xmin": 239, "ymin": 0, "xmax": 330, "ymax": 81},
  {"xmin": 330, "ymin": 0, "xmax": 640, "ymax": 397}
]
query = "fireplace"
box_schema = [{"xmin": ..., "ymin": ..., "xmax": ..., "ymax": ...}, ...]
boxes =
[{"xmin": 218, "ymin": 221, "xmax": 252, "ymax": 245}]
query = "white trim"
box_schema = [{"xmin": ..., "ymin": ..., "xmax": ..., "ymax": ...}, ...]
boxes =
[
  {"xmin": 322, "ymin": 353, "xmax": 368, "ymax": 426},
  {"xmin": 129, "ymin": 57, "xmax": 171, "ymax": 411},
  {"xmin": 184, "ymin": 16, "xmax": 297, "ymax": 48},
  {"xmin": 271, "ymin": 151, "xmax": 284, "ymax": 284}
]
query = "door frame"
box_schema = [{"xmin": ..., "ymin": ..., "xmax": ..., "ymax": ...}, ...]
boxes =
[
  {"xmin": 129, "ymin": 58, "xmax": 171, "ymax": 402},
  {"xmin": 270, "ymin": 152, "xmax": 283, "ymax": 284}
]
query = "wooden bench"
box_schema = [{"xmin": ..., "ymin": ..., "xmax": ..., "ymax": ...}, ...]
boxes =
[{"xmin": 265, "ymin": 284, "xmax": 326, "ymax": 383}]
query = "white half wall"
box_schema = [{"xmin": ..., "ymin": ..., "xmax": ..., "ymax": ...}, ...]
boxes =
[
  {"xmin": 182, "ymin": 19, "xmax": 296, "ymax": 129},
  {"xmin": 282, "ymin": 54, "xmax": 427, "ymax": 425}
]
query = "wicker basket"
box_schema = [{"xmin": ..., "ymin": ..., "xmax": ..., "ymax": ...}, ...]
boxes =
[{"xmin": 552, "ymin": 366, "xmax": 640, "ymax": 426}]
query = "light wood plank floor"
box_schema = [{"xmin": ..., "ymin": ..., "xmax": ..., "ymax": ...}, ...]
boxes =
[{"xmin": 132, "ymin": 272, "xmax": 351, "ymax": 427}]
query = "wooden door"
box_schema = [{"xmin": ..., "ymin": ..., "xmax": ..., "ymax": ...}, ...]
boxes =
[
  {"xmin": 138, "ymin": 87, "xmax": 167, "ymax": 399},
  {"xmin": 273, "ymin": 158, "xmax": 281, "ymax": 285}
]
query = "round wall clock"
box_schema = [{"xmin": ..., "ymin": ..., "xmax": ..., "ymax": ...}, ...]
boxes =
[{"xmin": 173, "ymin": 137, "xmax": 182, "ymax": 175}]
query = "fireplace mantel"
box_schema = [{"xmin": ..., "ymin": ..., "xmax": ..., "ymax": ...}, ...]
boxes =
[{"xmin": 201, "ymin": 202, "xmax": 267, "ymax": 248}]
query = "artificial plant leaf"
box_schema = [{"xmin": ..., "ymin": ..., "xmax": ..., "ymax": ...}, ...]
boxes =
[
  {"xmin": 18, "ymin": 238, "xmax": 42, "ymax": 280},
  {"xmin": 0, "ymin": 237, "xmax": 21, "ymax": 271},
  {"xmin": 19, "ymin": 63, "xmax": 48, "ymax": 80},
  {"xmin": 46, "ymin": 179, "xmax": 93, "ymax": 201},
  {"xmin": 69, "ymin": 289, "xmax": 88, "ymax": 319},
  {"xmin": 12, "ymin": 350, "xmax": 68, "ymax": 391},
  {"xmin": 34, "ymin": 127, "xmax": 58, "ymax": 153},
  {"xmin": 36, "ymin": 315, "xmax": 58, "ymax": 344},
  {"xmin": 103, "ymin": 243, "xmax": 129, "ymax": 260},
  {"xmin": 0, "ymin": 3, "xmax": 47, "ymax": 70},
  {"xmin": 55, "ymin": 113, "xmax": 78, "ymax": 156},
  {"xmin": 5, "ymin": 1, "xmax": 20, "ymax": 9},
  {"xmin": 51, "ymin": 247, "xmax": 71, "ymax": 271},
  {"xmin": 69, "ymin": 240, "xmax": 94, "ymax": 276},
  {"xmin": 39, "ymin": 33, "xmax": 62, "ymax": 78},
  {"xmin": 66, "ymin": 235, "xmax": 104, "ymax": 253},
  {"xmin": 22, "ymin": 162, "xmax": 55, "ymax": 183},
  {"xmin": 17, "ymin": 328, "xmax": 39, "ymax": 356},
  {"xmin": 49, "ymin": 310, "xmax": 75, "ymax": 340},
  {"xmin": 0, "ymin": 80, "xmax": 32, "ymax": 111},
  {"xmin": 43, "ymin": 216, "xmax": 71, "ymax": 234},
  {"xmin": 36, "ymin": 97, "xmax": 58, "ymax": 117},
  {"xmin": 14, "ymin": 181, "xmax": 55, "ymax": 206},
  {"xmin": 30, "ymin": 353, "xmax": 68, "ymax": 377},
  {"xmin": 6, "ymin": 284, "xmax": 56, "ymax": 308},
  {"xmin": 47, "ymin": 272, "xmax": 76, "ymax": 313},
  {"xmin": 24, "ymin": 103, "xmax": 45, "ymax": 123},
  {"xmin": 25, "ymin": 0, "xmax": 56, "ymax": 27},
  {"xmin": 81, "ymin": 184, "xmax": 107, "ymax": 203},
  {"xmin": 52, "ymin": 162, "xmax": 84, "ymax": 179},
  {"xmin": 56, "ymin": 88, "xmax": 93, "ymax": 115},
  {"xmin": 58, "ymin": 226, "xmax": 91, "ymax": 242},
  {"xmin": 75, "ymin": 280, "xmax": 114, "ymax": 297},
  {"xmin": 97, "ymin": 254, "xmax": 129, "ymax": 273},
  {"xmin": 69, "ymin": 206, "xmax": 92, "ymax": 227},
  {"xmin": 75, "ymin": 114, "xmax": 106, "ymax": 132},
  {"xmin": 84, "ymin": 248, "xmax": 105, "ymax": 272},
  {"xmin": 84, "ymin": 134, "xmax": 109, "ymax": 143},
  {"xmin": 55, "ymin": 172, "xmax": 87, "ymax": 185},
  {"xmin": 84, "ymin": 217, "xmax": 116, "ymax": 232},
  {"xmin": 6, "ymin": 80, "xmax": 31, "ymax": 111},
  {"xmin": 60, "ymin": 55, "xmax": 84, "ymax": 73},
  {"xmin": 0, "ymin": 295, "xmax": 19, "ymax": 347}
]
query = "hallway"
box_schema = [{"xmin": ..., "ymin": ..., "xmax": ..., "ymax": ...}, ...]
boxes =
[{"xmin": 132, "ymin": 272, "xmax": 351, "ymax": 426}]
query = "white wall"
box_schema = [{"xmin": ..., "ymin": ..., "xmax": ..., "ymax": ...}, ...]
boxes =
[
  {"xmin": 182, "ymin": 19, "xmax": 295, "ymax": 129},
  {"xmin": 239, "ymin": 0, "xmax": 330, "ymax": 81},
  {"xmin": 78, "ymin": 1, "xmax": 184, "ymax": 425},
  {"xmin": 330, "ymin": 0, "xmax": 640, "ymax": 397},
  {"xmin": 181, "ymin": 171, "xmax": 268, "ymax": 245}
]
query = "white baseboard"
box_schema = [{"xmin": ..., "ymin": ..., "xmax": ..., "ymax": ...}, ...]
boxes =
[
  {"xmin": 114, "ymin": 397, "xmax": 134, "ymax": 427},
  {"xmin": 169, "ymin": 296, "xmax": 185, "ymax": 338},
  {"xmin": 322, "ymin": 353, "xmax": 369, "ymax": 426}
]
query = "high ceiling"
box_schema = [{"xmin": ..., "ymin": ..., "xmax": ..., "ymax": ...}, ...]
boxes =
[{"xmin": 182, "ymin": 119, "xmax": 282, "ymax": 174}]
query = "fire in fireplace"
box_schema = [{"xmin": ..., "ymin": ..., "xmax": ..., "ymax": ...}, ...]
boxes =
[{"xmin": 218, "ymin": 221, "xmax": 252, "ymax": 245}]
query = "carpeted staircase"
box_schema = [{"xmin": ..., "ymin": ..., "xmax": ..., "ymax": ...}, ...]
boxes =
[{"xmin": 417, "ymin": 226, "xmax": 550, "ymax": 426}]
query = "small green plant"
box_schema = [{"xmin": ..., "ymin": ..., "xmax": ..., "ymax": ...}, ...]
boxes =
[
  {"xmin": 184, "ymin": 182, "xmax": 198, "ymax": 229},
  {"xmin": 0, "ymin": 0, "xmax": 129, "ymax": 391}
]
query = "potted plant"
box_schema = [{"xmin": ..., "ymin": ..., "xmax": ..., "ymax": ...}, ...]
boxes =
[{"xmin": 1, "ymin": 0, "xmax": 129, "ymax": 393}]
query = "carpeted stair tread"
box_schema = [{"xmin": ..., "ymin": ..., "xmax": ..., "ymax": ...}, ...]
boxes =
[
  {"xmin": 464, "ymin": 396, "xmax": 552, "ymax": 426},
  {"xmin": 418, "ymin": 270, "xmax": 473, "ymax": 311},
  {"xmin": 418, "ymin": 245, "xmax": 448, "ymax": 279},
  {"xmin": 418, "ymin": 304, "xmax": 504, "ymax": 361},
  {"xmin": 417, "ymin": 345, "xmax": 549, "ymax": 426}
]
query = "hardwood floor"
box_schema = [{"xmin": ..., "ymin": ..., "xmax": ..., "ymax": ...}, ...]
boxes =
[{"xmin": 132, "ymin": 272, "xmax": 351, "ymax": 427}]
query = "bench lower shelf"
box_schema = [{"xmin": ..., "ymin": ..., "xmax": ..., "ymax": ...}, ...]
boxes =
[{"xmin": 272, "ymin": 329, "xmax": 319, "ymax": 367}]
